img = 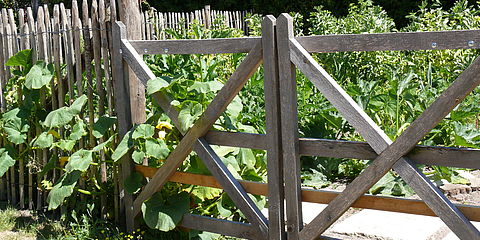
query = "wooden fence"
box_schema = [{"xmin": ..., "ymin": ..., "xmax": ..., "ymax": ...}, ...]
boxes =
[
  {"xmin": 141, "ymin": 5, "xmax": 252, "ymax": 39},
  {"xmin": 0, "ymin": 0, "xmax": 478, "ymax": 238},
  {"xmin": 0, "ymin": 0, "xmax": 251, "ymax": 221},
  {"xmin": 116, "ymin": 13, "xmax": 480, "ymax": 240}
]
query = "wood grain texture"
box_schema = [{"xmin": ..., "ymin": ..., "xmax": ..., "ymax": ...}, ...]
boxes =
[
  {"xmin": 129, "ymin": 37, "xmax": 260, "ymax": 55},
  {"xmin": 119, "ymin": 0, "xmax": 146, "ymax": 126},
  {"xmin": 262, "ymin": 15, "xmax": 286, "ymax": 240},
  {"xmin": 194, "ymin": 138, "xmax": 268, "ymax": 237},
  {"xmin": 297, "ymin": 30, "xmax": 480, "ymax": 53},
  {"xmin": 112, "ymin": 21, "xmax": 135, "ymax": 231},
  {"xmin": 180, "ymin": 214, "xmax": 260, "ymax": 239},
  {"xmin": 290, "ymin": 38, "xmax": 480, "ymax": 240},
  {"xmin": 135, "ymin": 166, "xmax": 480, "ymax": 222},
  {"xmin": 60, "ymin": 3, "xmax": 75, "ymax": 101},
  {"xmin": 277, "ymin": 14, "xmax": 303, "ymax": 239}
]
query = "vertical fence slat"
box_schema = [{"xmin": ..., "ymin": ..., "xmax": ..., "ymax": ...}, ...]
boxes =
[
  {"xmin": 61, "ymin": 3, "xmax": 75, "ymax": 102},
  {"xmin": 82, "ymin": 0, "xmax": 96, "ymax": 150},
  {"xmin": 0, "ymin": 10, "xmax": 5, "ymax": 201},
  {"xmin": 36, "ymin": 6, "xmax": 47, "ymax": 210}
]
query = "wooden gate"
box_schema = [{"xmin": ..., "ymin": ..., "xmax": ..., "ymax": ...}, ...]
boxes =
[
  {"xmin": 112, "ymin": 16, "xmax": 284, "ymax": 239},
  {"xmin": 112, "ymin": 13, "xmax": 480, "ymax": 240},
  {"xmin": 276, "ymin": 13, "xmax": 480, "ymax": 240}
]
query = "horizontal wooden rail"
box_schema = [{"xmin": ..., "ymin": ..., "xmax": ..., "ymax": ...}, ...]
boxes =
[
  {"xmin": 129, "ymin": 37, "xmax": 261, "ymax": 55},
  {"xmin": 135, "ymin": 165, "xmax": 480, "ymax": 221},
  {"xmin": 296, "ymin": 30, "xmax": 480, "ymax": 53},
  {"xmin": 204, "ymin": 131, "xmax": 480, "ymax": 169},
  {"xmin": 180, "ymin": 214, "xmax": 259, "ymax": 239}
]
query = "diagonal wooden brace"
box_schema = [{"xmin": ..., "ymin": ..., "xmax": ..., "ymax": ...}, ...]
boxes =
[
  {"xmin": 289, "ymin": 39, "xmax": 480, "ymax": 240},
  {"xmin": 121, "ymin": 39, "xmax": 269, "ymax": 236}
]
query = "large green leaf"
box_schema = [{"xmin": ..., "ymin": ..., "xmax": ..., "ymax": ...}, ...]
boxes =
[
  {"xmin": 42, "ymin": 107, "xmax": 76, "ymax": 128},
  {"xmin": 93, "ymin": 116, "xmax": 117, "ymax": 138},
  {"xmin": 69, "ymin": 121, "xmax": 87, "ymax": 141},
  {"xmin": 54, "ymin": 139, "xmax": 77, "ymax": 152},
  {"xmin": 65, "ymin": 149, "xmax": 93, "ymax": 172},
  {"xmin": 142, "ymin": 192, "xmax": 190, "ymax": 231},
  {"xmin": 124, "ymin": 172, "xmax": 145, "ymax": 194},
  {"xmin": 3, "ymin": 125, "xmax": 28, "ymax": 144},
  {"xmin": 2, "ymin": 108, "xmax": 30, "ymax": 144},
  {"xmin": 92, "ymin": 135, "xmax": 115, "ymax": 152},
  {"xmin": 132, "ymin": 124, "xmax": 155, "ymax": 139},
  {"xmin": 112, "ymin": 131, "xmax": 134, "ymax": 162},
  {"xmin": 216, "ymin": 194, "xmax": 233, "ymax": 218},
  {"xmin": 132, "ymin": 149, "xmax": 146, "ymax": 164},
  {"xmin": 190, "ymin": 186, "xmax": 222, "ymax": 201},
  {"xmin": 24, "ymin": 61, "xmax": 54, "ymax": 90},
  {"xmin": 178, "ymin": 102, "xmax": 203, "ymax": 132},
  {"xmin": 147, "ymin": 76, "xmax": 171, "ymax": 95},
  {"xmin": 6, "ymin": 49, "xmax": 32, "ymax": 67},
  {"xmin": 237, "ymin": 148, "xmax": 255, "ymax": 169},
  {"xmin": 47, "ymin": 170, "xmax": 81, "ymax": 210},
  {"xmin": 187, "ymin": 81, "xmax": 223, "ymax": 94},
  {"xmin": 69, "ymin": 95, "xmax": 88, "ymax": 115},
  {"xmin": 226, "ymin": 96, "xmax": 243, "ymax": 119},
  {"xmin": 0, "ymin": 148, "xmax": 14, "ymax": 177},
  {"xmin": 145, "ymin": 138, "xmax": 170, "ymax": 160},
  {"xmin": 32, "ymin": 132, "xmax": 54, "ymax": 148}
]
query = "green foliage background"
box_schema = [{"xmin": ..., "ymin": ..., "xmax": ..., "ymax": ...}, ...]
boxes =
[{"xmin": 0, "ymin": 0, "xmax": 479, "ymax": 238}]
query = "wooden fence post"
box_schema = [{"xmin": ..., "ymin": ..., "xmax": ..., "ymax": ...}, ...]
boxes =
[
  {"xmin": 112, "ymin": 21, "xmax": 136, "ymax": 232},
  {"xmin": 262, "ymin": 15, "xmax": 286, "ymax": 240},
  {"xmin": 204, "ymin": 5, "xmax": 211, "ymax": 29},
  {"xmin": 277, "ymin": 13, "xmax": 303, "ymax": 240}
]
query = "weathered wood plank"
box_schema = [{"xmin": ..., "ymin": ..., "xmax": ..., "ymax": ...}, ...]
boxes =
[
  {"xmin": 297, "ymin": 30, "xmax": 480, "ymax": 53},
  {"xmin": 135, "ymin": 166, "xmax": 480, "ymax": 222},
  {"xmin": 129, "ymin": 37, "xmax": 260, "ymax": 54},
  {"xmin": 53, "ymin": 5, "xmax": 64, "ymax": 107},
  {"xmin": 194, "ymin": 138, "xmax": 269, "ymax": 237},
  {"xmin": 277, "ymin": 14, "xmax": 302, "ymax": 239},
  {"xmin": 204, "ymin": 131, "xmax": 480, "ymax": 169},
  {"xmin": 290, "ymin": 38, "xmax": 480, "ymax": 240},
  {"xmin": 262, "ymin": 15, "xmax": 286, "ymax": 240},
  {"xmin": 60, "ymin": 3, "xmax": 75, "ymax": 101},
  {"xmin": 72, "ymin": 0, "xmax": 83, "ymax": 95},
  {"xmin": 112, "ymin": 21, "xmax": 135, "ymax": 232},
  {"xmin": 82, "ymin": 0, "xmax": 96, "ymax": 148},
  {"xmin": 180, "ymin": 214, "xmax": 260, "ymax": 240}
]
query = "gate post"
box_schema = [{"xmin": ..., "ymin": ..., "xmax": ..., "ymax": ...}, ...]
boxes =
[
  {"xmin": 112, "ymin": 21, "xmax": 136, "ymax": 232},
  {"xmin": 262, "ymin": 15, "xmax": 286, "ymax": 240},
  {"xmin": 277, "ymin": 13, "xmax": 303, "ymax": 239}
]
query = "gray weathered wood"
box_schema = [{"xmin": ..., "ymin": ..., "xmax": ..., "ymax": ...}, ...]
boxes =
[
  {"xmin": 277, "ymin": 14, "xmax": 302, "ymax": 239},
  {"xmin": 119, "ymin": 0, "xmax": 146, "ymax": 127},
  {"xmin": 195, "ymin": 138, "xmax": 269, "ymax": 237},
  {"xmin": 60, "ymin": 3, "xmax": 75, "ymax": 101},
  {"xmin": 180, "ymin": 214, "xmax": 260, "ymax": 239},
  {"xmin": 129, "ymin": 37, "xmax": 260, "ymax": 54},
  {"xmin": 112, "ymin": 21, "xmax": 135, "ymax": 232},
  {"xmin": 203, "ymin": 131, "xmax": 480, "ymax": 169},
  {"xmin": 53, "ymin": 5, "xmax": 64, "ymax": 107},
  {"xmin": 290, "ymin": 38, "xmax": 480, "ymax": 240},
  {"xmin": 262, "ymin": 15, "xmax": 286, "ymax": 240},
  {"xmin": 72, "ymin": 0, "xmax": 83, "ymax": 95},
  {"xmin": 82, "ymin": 0, "xmax": 96, "ymax": 148},
  {"xmin": 297, "ymin": 30, "xmax": 480, "ymax": 53}
]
